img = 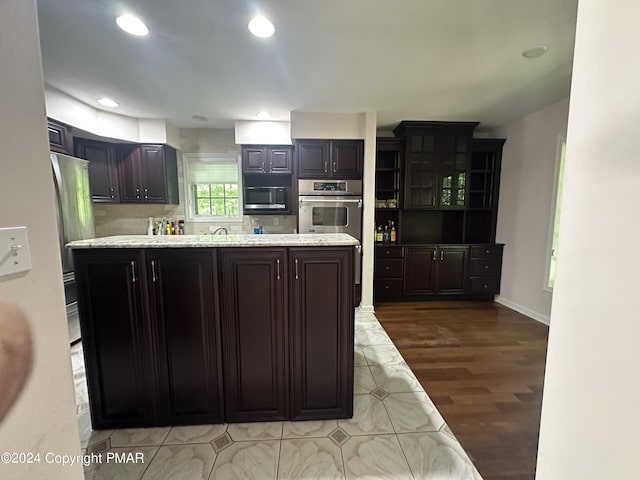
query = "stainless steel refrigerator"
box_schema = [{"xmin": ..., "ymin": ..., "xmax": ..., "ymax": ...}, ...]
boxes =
[{"xmin": 50, "ymin": 152, "xmax": 94, "ymax": 343}]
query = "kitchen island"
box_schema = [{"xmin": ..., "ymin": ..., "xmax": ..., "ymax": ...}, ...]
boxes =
[{"xmin": 68, "ymin": 233, "xmax": 358, "ymax": 429}]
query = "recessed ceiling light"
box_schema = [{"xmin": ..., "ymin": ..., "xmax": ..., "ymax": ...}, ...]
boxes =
[
  {"xmin": 256, "ymin": 111, "xmax": 272, "ymax": 120},
  {"xmin": 191, "ymin": 115, "xmax": 208, "ymax": 122},
  {"xmin": 248, "ymin": 15, "xmax": 275, "ymax": 38},
  {"xmin": 116, "ymin": 14, "xmax": 149, "ymax": 36},
  {"xmin": 97, "ymin": 97, "xmax": 119, "ymax": 108},
  {"xmin": 522, "ymin": 44, "xmax": 549, "ymax": 59}
]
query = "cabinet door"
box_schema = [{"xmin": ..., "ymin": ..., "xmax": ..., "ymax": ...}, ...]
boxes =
[
  {"xmin": 139, "ymin": 145, "xmax": 169, "ymax": 203},
  {"xmin": 74, "ymin": 250, "xmax": 153, "ymax": 428},
  {"xmin": 332, "ymin": 140, "xmax": 363, "ymax": 178},
  {"xmin": 404, "ymin": 133, "xmax": 437, "ymax": 209},
  {"xmin": 47, "ymin": 119, "xmax": 72, "ymax": 154},
  {"xmin": 438, "ymin": 133, "xmax": 469, "ymax": 209},
  {"xmin": 404, "ymin": 247, "xmax": 436, "ymax": 294},
  {"xmin": 148, "ymin": 250, "xmax": 224, "ymax": 425},
  {"xmin": 75, "ymin": 139, "xmax": 119, "ymax": 203},
  {"xmin": 290, "ymin": 248, "xmax": 354, "ymax": 420},
  {"xmin": 268, "ymin": 146, "xmax": 293, "ymax": 174},
  {"xmin": 242, "ymin": 146, "xmax": 267, "ymax": 173},
  {"xmin": 435, "ymin": 246, "xmax": 469, "ymax": 293},
  {"xmin": 118, "ymin": 145, "xmax": 143, "ymax": 203},
  {"xmin": 297, "ymin": 140, "xmax": 330, "ymax": 178},
  {"xmin": 219, "ymin": 249, "xmax": 288, "ymax": 422}
]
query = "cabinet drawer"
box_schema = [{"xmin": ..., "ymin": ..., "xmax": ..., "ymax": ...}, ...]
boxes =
[
  {"xmin": 375, "ymin": 258, "xmax": 404, "ymax": 277},
  {"xmin": 469, "ymin": 276, "xmax": 499, "ymax": 294},
  {"xmin": 469, "ymin": 258, "xmax": 501, "ymax": 275},
  {"xmin": 375, "ymin": 279, "xmax": 404, "ymax": 296},
  {"xmin": 470, "ymin": 245, "xmax": 502, "ymax": 258},
  {"xmin": 376, "ymin": 246, "xmax": 403, "ymax": 258}
]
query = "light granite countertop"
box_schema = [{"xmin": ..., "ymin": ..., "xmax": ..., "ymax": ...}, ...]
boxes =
[{"xmin": 67, "ymin": 233, "xmax": 360, "ymax": 249}]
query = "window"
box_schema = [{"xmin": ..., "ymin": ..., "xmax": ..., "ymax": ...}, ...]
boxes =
[
  {"xmin": 183, "ymin": 153, "xmax": 242, "ymax": 222},
  {"xmin": 546, "ymin": 136, "xmax": 567, "ymax": 290}
]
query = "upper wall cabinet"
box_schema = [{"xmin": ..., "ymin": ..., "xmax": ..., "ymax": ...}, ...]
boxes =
[
  {"xmin": 242, "ymin": 145, "xmax": 293, "ymax": 174},
  {"xmin": 75, "ymin": 138, "xmax": 119, "ymax": 203},
  {"xmin": 118, "ymin": 144, "xmax": 179, "ymax": 204},
  {"xmin": 393, "ymin": 121, "xmax": 478, "ymax": 210},
  {"xmin": 47, "ymin": 118, "xmax": 73, "ymax": 155},
  {"xmin": 296, "ymin": 139, "xmax": 363, "ymax": 179}
]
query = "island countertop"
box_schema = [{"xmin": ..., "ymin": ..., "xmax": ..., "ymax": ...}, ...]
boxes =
[{"xmin": 67, "ymin": 233, "xmax": 360, "ymax": 249}]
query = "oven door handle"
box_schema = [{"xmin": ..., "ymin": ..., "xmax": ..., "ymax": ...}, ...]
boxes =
[{"xmin": 298, "ymin": 198, "xmax": 363, "ymax": 206}]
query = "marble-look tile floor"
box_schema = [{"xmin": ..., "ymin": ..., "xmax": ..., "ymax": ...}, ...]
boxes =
[{"xmin": 71, "ymin": 309, "xmax": 482, "ymax": 479}]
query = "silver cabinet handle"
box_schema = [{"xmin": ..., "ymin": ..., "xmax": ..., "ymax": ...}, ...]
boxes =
[
  {"xmin": 276, "ymin": 258, "xmax": 280, "ymax": 280},
  {"xmin": 323, "ymin": 161, "xmax": 328, "ymax": 173},
  {"xmin": 130, "ymin": 260, "xmax": 137, "ymax": 283},
  {"xmin": 333, "ymin": 162, "xmax": 337, "ymax": 173},
  {"xmin": 295, "ymin": 258, "xmax": 299, "ymax": 280},
  {"xmin": 136, "ymin": 187, "xmax": 140, "ymax": 199},
  {"xmin": 262, "ymin": 161, "xmax": 266, "ymax": 172},
  {"xmin": 144, "ymin": 187, "xmax": 148, "ymax": 199},
  {"xmin": 432, "ymin": 251, "xmax": 436, "ymax": 261},
  {"xmin": 440, "ymin": 251, "xmax": 444, "ymax": 261},
  {"xmin": 151, "ymin": 260, "xmax": 157, "ymax": 282}
]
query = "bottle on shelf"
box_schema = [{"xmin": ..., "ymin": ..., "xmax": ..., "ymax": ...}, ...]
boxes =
[
  {"xmin": 383, "ymin": 225, "xmax": 390, "ymax": 244},
  {"xmin": 390, "ymin": 221, "xmax": 397, "ymax": 243},
  {"xmin": 376, "ymin": 225, "xmax": 383, "ymax": 243}
]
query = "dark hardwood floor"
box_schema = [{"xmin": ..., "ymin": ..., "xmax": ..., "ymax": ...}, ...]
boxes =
[{"xmin": 375, "ymin": 301, "xmax": 549, "ymax": 480}]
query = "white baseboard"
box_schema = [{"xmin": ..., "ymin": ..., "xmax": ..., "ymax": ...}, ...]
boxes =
[
  {"xmin": 358, "ymin": 304, "xmax": 375, "ymax": 313},
  {"xmin": 494, "ymin": 296, "xmax": 550, "ymax": 326}
]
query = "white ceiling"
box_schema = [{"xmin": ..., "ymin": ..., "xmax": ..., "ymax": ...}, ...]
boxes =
[{"xmin": 36, "ymin": 0, "xmax": 578, "ymax": 131}]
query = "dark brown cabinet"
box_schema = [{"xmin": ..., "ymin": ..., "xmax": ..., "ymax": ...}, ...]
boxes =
[
  {"xmin": 393, "ymin": 121, "xmax": 478, "ymax": 210},
  {"xmin": 74, "ymin": 138, "xmax": 119, "ymax": 203},
  {"xmin": 296, "ymin": 139, "xmax": 363, "ymax": 179},
  {"xmin": 290, "ymin": 248, "xmax": 354, "ymax": 420},
  {"xmin": 75, "ymin": 249, "xmax": 224, "ymax": 428},
  {"xmin": 47, "ymin": 118, "xmax": 73, "ymax": 154},
  {"xmin": 119, "ymin": 144, "xmax": 179, "ymax": 204},
  {"xmin": 74, "ymin": 249, "xmax": 153, "ymax": 428},
  {"xmin": 75, "ymin": 245, "xmax": 355, "ymax": 428},
  {"xmin": 403, "ymin": 246, "xmax": 469, "ymax": 296},
  {"xmin": 242, "ymin": 145, "xmax": 293, "ymax": 174},
  {"xmin": 218, "ymin": 249, "xmax": 289, "ymax": 422},
  {"xmin": 374, "ymin": 246, "xmax": 404, "ymax": 297},
  {"xmin": 147, "ymin": 250, "xmax": 224, "ymax": 425},
  {"xmin": 468, "ymin": 244, "xmax": 504, "ymax": 296}
]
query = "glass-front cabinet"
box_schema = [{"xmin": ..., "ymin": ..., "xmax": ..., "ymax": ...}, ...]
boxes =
[{"xmin": 394, "ymin": 122, "xmax": 477, "ymax": 210}]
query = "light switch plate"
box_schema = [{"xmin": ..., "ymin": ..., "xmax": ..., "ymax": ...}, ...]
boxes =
[{"xmin": 0, "ymin": 226, "xmax": 32, "ymax": 277}]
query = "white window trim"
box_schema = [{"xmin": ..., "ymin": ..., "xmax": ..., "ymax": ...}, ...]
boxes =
[
  {"xmin": 543, "ymin": 135, "xmax": 566, "ymax": 293},
  {"xmin": 183, "ymin": 152, "xmax": 244, "ymax": 223}
]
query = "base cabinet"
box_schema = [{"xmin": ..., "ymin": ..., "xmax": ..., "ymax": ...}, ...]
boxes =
[
  {"xmin": 75, "ymin": 246, "xmax": 354, "ymax": 428},
  {"xmin": 75, "ymin": 249, "xmax": 224, "ymax": 429},
  {"xmin": 218, "ymin": 249, "xmax": 289, "ymax": 422},
  {"xmin": 290, "ymin": 249, "xmax": 354, "ymax": 420},
  {"xmin": 148, "ymin": 250, "xmax": 224, "ymax": 425},
  {"xmin": 75, "ymin": 250, "xmax": 154, "ymax": 428},
  {"xmin": 375, "ymin": 243, "xmax": 502, "ymax": 300}
]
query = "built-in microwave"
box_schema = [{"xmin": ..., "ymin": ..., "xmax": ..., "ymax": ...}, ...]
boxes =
[{"xmin": 244, "ymin": 186, "xmax": 288, "ymax": 212}]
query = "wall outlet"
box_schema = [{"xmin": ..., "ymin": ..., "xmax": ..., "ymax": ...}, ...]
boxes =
[
  {"xmin": 0, "ymin": 226, "xmax": 32, "ymax": 278},
  {"xmin": 273, "ymin": 217, "xmax": 279, "ymax": 226}
]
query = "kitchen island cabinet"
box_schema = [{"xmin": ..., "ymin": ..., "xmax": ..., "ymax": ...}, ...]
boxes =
[
  {"xmin": 219, "ymin": 249, "xmax": 288, "ymax": 422},
  {"xmin": 290, "ymin": 248, "xmax": 354, "ymax": 420},
  {"xmin": 70, "ymin": 234, "xmax": 357, "ymax": 429}
]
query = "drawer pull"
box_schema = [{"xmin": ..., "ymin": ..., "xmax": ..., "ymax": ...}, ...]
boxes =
[
  {"xmin": 385, "ymin": 266, "xmax": 390, "ymax": 270},
  {"xmin": 483, "ymin": 284, "xmax": 488, "ymax": 289},
  {"xmin": 484, "ymin": 265, "xmax": 489, "ymax": 269},
  {"xmin": 385, "ymin": 285, "xmax": 390, "ymax": 289},
  {"xmin": 485, "ymin": 249, "xmax": 491, "ymax": 254},
  {"xmin": 385, "ymin": 250, "xmax": 390, "ymax": 255}
]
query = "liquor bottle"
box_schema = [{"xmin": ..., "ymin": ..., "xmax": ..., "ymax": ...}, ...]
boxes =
[
  {"xmin": 376, "ymin": 225, "xmax": 383, "ymax": 243},
  {"xmin": 390, "ymin": 221, "xmax": 397, "ymax": 243},
  {"xmin": 383, "ymin": 225, "xmax": 390, "ymax": 244}
]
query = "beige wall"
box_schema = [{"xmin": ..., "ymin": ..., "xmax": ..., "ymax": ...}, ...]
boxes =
[
  {"xmin": 537, "ymin": 0, "xmax": 640, "ymax": 477},
  {"xmin": 492, "ymin": 98, "xmax": 570, "ymax": 324},
  {"xmin": 0, "ymin": 1, "xmax": 82, "ymax": 478}
]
